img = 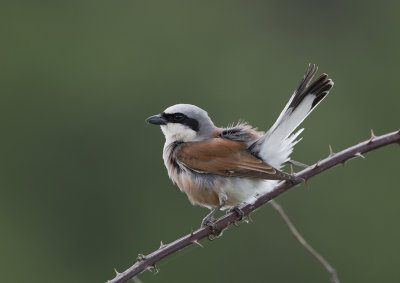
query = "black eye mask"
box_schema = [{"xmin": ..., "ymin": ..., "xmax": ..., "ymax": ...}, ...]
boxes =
[{"xmin": 162, "ymin": 112, "xmax": 200, "ymax": 132}]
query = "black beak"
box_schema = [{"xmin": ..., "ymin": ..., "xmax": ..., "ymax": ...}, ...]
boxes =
[{"xmin": 145, "ymin": 114, "xmax": 167, "ymax": 125}]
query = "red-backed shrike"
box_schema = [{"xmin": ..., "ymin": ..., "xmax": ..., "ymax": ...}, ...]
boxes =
[{"xmin": 146, "ymin": 64, "xmax": 333, "ymax": 228}]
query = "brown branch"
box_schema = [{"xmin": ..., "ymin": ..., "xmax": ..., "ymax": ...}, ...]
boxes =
[
  {"xmin": 270, "ymin": 200, "xmax": 340, "ymax": 283},
  {"xmin": 108, "ymin": 130, "xmax": 400, "ymax": 283}
]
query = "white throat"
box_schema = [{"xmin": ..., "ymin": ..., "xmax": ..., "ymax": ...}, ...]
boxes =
[{"xmin": 161, "ymin": 123, "xmax": 197, "ymax": 142}]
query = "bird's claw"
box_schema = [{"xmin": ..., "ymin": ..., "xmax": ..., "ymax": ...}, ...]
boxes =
[
  {"xmin": 227, "ymin": 206, "xmax": 245, "ymax": 227},
  {"xmin": 201, "ymin": 216, "xmax": 215, "ymax": 228},
  {"xmin": 201, "ymin": 217, "xmax": 221, "ymax": 240}
]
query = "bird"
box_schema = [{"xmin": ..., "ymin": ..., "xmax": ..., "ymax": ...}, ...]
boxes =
[{"xmin": 146, "ymin": 64, "xmax": 333, "ymax": 229}]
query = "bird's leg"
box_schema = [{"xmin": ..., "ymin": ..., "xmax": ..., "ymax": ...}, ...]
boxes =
[
  {"xmin": 201, "ymin": 194, "xmax": 227, "ymax": 236},
  {"xmin": 201, "ymin": 206, "xmax": 220, "ymax": 230}
]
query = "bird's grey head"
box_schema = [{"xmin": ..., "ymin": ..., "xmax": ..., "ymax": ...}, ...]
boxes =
[{"xmin": 146, "ymin": 104, "xmax": 217, "ymax": 142}]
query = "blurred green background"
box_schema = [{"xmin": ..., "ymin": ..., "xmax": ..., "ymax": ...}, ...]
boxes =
[{"xmin": 1, "ymin": 0, "xmax": 400, "ymax": 282}]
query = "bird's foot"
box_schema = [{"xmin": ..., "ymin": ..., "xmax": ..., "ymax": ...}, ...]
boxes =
[
  {"xmin": 201, "ymin": 216, "xmax": 222, "ymax": 240},
  {"xmin": 201, "ymin": 215, "xmax": 215, "ymax": 228},
  {"xmin": 227, "ymin": 206, "xmax": 245, "ymax": 227}
]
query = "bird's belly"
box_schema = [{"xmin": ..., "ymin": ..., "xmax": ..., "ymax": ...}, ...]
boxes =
[
  {"xmin": 174, "ymin": 173, "xmax": 221, "ymax": 208},
  {"xmin": 174, "ymin": 172, "xmax": 278, "ymax": 209},
  {"xmin": 220, "ymin": 178, "xmax": 278, "ymax": 207}
]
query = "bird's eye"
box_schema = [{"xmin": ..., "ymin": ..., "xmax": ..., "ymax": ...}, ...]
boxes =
[{"xmin": 173, "ymin": 114, "xmax": 185, "ymax": 122}]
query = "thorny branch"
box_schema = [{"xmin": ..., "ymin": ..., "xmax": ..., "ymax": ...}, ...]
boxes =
[
  {"xmin": 108, "ymin": 130, "xmax": 400, "ymax": 283},
  {"xmin": 270, "ymin": 200, "xmax": 340, "ymax": 283}
]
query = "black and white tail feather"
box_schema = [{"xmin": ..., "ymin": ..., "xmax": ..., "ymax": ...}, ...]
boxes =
[{"xmin": 251, "ymin": 64, "xmax": 334, "ymax": 169}]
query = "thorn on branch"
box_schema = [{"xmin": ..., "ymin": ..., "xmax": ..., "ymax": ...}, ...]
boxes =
[
  {"xmin": 190, "ymin": 227, "xmax": 194, "ymax": 237},
  {"xmin": 328, "ymin": 145, "xmax": 335, "ymax": 157},
  {"xmin": 114, "ymin": 268, "xmax": 120, "ymax": 276},
  {"xmin": 354, "ymin": 152, "xmax": 365, "ymax": 159},
  {"xmin": 160, "ymin": 241, "xmax": 165, "ymax": 249},
  {"xmin": 313, "ymin": 160, "xmax": 321, "ymax": 169},
  {"xmin": 192, "ymin": 240, "xmax": 204, "ymax": 248},
  {"xmin": 368, "ymin": 129, "xmax": 376, "ymax": 144},
  {"xmin": 288, "ymin": 159, "xmax": 309, "ymax": 168}
]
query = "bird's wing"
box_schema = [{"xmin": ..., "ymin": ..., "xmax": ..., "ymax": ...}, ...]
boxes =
[{"xmin": 176, "ymin": 138, "xmax": 299, "ymax": 181}]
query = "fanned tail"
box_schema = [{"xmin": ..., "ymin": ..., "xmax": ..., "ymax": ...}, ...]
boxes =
[{"xmin": 251, "ymin": 64, "xmax": 334, "ymax": 169}]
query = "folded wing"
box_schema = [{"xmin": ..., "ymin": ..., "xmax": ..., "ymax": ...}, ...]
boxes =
[{"xmin": 176, "ymin": 138, "xmax": 300, "ymax": 181}]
